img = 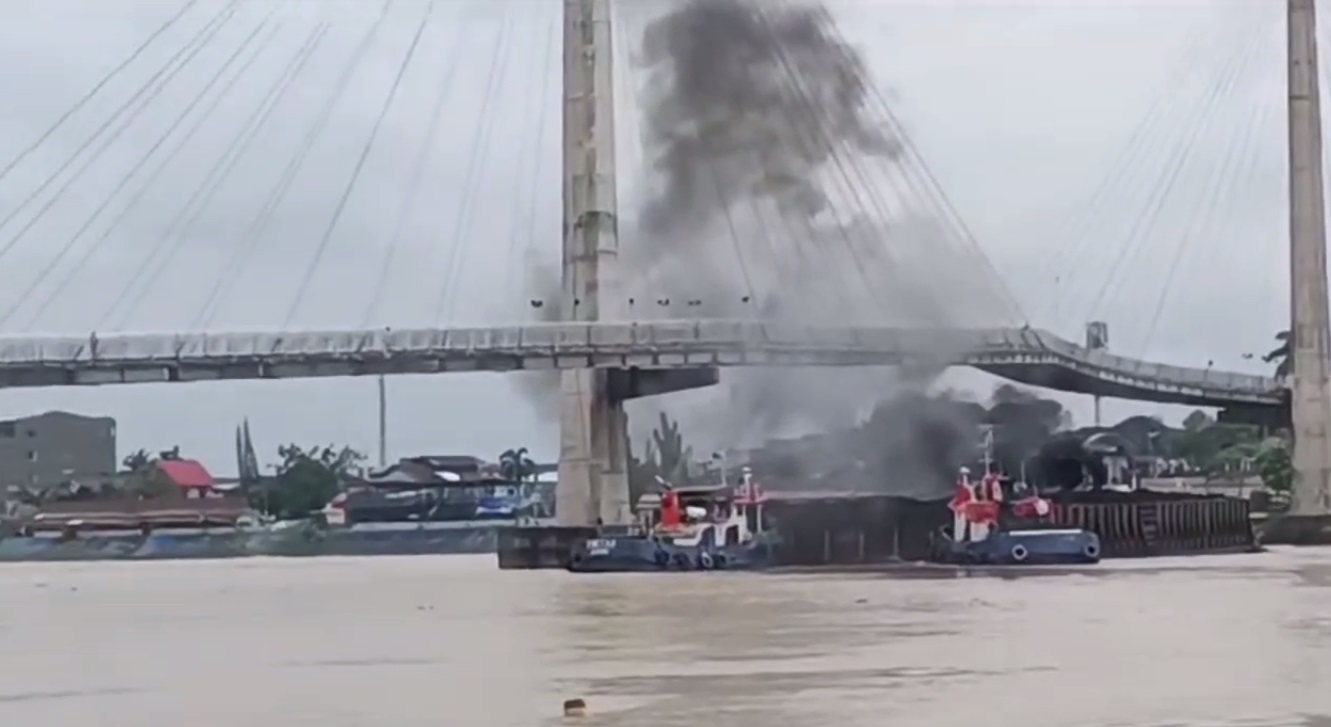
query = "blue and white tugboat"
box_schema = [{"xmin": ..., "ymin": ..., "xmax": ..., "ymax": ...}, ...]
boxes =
[
  {"xmin": 934, "ymin": 468, "xmax": 1101, "ymax": 566},
  {"xmin": 567, "ymin": 474, "xmax": 775, "ymax": 573}
]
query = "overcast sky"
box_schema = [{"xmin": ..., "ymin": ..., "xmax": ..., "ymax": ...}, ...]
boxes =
[{"xmin": 0, "ymin": 0, "xmax": 1311, "ymax": 473}]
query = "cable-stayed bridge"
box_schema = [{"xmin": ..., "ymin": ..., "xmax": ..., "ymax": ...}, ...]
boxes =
[
  {"xmin": 0, "ymin": 0, "xmax": 1327, "ymax": 521},
  {"xmin": 0, "ymin": 322, "xmax": 1279, "ymax": 407}
]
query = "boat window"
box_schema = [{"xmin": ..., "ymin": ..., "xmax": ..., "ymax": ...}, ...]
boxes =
[
  {"xmin": 745, "ymin": 506, "xmax": 758, "ymax": 533},
  {"xmin": 725, "ymin": 524, "xmax": 740, "ymax": 546},
  {"xmin": 698, "ymin": 528, "xmax": 715, "ymax": 549}
]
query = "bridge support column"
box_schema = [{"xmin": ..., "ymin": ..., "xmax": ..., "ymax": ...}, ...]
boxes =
[
  {"xmin": 556, "ymin": 370, "xmax": 631, "ymax": 527},
  {"xmin": 555, "ymin": 0, "xmax": 634, "ymax": 527},
  {"xmin": 1266, "ymin": 0, "xmax": 1331, "ymax": 543}
]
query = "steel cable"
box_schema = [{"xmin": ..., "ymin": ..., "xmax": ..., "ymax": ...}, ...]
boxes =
[
  {"xmin": 361, "ymin": 15, "xmax": 469, "ymax": 328},
  {"xmin": 435, "ymin": 13, "xmax": 515, "ymax": 324},
  {"xmin": 186, "ymin": 9, "xmax": 394, "ymax": 330},
  {"xmin": 1081, "ymin": 29, "xmax": 1268, "ymax": 327},
  {"xmin": 0, "ymin": 0, "xmax": 243, "ymax": 261},
  {"xmin": 284, "ymin": 0, "xmax": 426, "ymax": 328},
  {"xmin": 7, "ymin": 8, "xmax": 284, "ymax": 331},
  {"xmin": 185, "ymin": 22, "xmax": 333, "ymax": 331},
  {"xmin": 0, "ymin": 0, "xmax": 204, "ymax": 188}
]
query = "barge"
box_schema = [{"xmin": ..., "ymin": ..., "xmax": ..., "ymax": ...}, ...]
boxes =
[{"xmin": 499, "ymin": 474, "xmax": 1255, "ymax": 570}]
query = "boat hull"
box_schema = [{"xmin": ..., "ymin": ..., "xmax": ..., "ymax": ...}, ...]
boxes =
[
  {"xmin": 935, "ymin": 528, "xmax": 1102, "ymax": 566},
  {"xmin": 567, "ymin": 535, "xmax": 774, "ymax": 573}
]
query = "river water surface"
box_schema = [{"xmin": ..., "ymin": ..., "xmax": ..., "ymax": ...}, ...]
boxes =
[{"xmin": 2, "ymin": 548, "xmax": 1331, "ymax": 726}]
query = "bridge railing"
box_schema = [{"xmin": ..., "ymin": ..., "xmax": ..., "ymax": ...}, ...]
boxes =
[
  {"xmin": 1012, "ymin": 328, "xmax": 1274, "ymax": 395},
  {"xmin": 0, "ymin": 321, "xmax": 1280, "ymax": 399}
]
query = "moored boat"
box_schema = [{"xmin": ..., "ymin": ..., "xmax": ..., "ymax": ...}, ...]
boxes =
[
  {"xmin": 932, "ymin": 468, "xmax": 1101, "ymax": 565},
  {"xmin": 568, "ymin": 473, "xmax": 776, "ymax": 573}
]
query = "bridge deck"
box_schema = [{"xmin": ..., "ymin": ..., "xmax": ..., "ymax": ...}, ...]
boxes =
[{"xmin": 0, "ymin": 320, "xmax": 1280, "ymax": 407}]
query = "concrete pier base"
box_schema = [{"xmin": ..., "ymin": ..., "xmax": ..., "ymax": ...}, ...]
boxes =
[{"xmin": 1257, "ymin": 514, "xmax": 1331, "ymax": 545}]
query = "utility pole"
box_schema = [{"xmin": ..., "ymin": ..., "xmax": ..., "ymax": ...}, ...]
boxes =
[
  {"xmin": 556, "ymin": 0, "xmax": 632, "ymax": 527},
  {"xmin": 377, "ymin": 374, "xmax": 387, "ymax": 469},
  {"xmin": 1286, "ymin": 0, "xmax": 1331, "ymax": 518}
]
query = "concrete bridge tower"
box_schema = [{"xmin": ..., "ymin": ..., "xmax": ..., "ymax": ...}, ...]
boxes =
[
  {"xmin": 555, "ymin": 0, "xmax": 717, "ymax": 528},
  {"xmin": 556, "ymin": 0, "xmax": 629, "ymax": 527},
  {"xmin": 1285, "ymin": 0, "xmax": 1331, "ymax": 524}
]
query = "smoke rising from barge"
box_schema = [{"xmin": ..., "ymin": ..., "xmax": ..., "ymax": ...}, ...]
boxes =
[{"xmin": 517, "ymin": 0, "xmax": 1016, "ymax": 497}]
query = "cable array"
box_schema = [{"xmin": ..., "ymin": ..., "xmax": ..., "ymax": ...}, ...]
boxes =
[
  {"xmin": 592, "ymin": 0, "xmax": 1030, "ymax": 329},
  {"xmin": 0, "ymin": 0, "xmax": 1302, "ymax": 347},
  {"xmin": 1031, "ymin": 10, "xmax": 1277, "ymax": 351},
  {"xmin": 7, "ymin": 5, "xmax": 286, "ymax": 330}
]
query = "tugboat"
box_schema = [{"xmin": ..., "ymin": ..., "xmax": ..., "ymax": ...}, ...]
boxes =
[
  {"xmin": 933, "ymin": 467, "xmax": 1101, "ymax": 565},
  {"xmin": 567, "ymin": 472, "xmax": 776, "ymax": 573}
]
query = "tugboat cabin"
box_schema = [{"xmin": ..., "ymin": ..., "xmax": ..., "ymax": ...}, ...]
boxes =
[{"xmin": 633, "ymin": 484, "xmax": 765, "ymax": 548}]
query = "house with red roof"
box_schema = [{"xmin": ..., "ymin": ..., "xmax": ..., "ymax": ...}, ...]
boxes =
[{"xmin": 154, "ymin": 458, "xmax": 218, "ymax": 498}]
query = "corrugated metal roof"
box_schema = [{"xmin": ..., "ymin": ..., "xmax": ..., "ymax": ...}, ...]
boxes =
[{"xmin": 156, "ymin": 459, "xmax": 215, "ymax": 488}]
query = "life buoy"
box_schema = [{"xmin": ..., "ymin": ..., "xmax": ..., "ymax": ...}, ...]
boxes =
[
  {"xmin": 712, "ymin": 553, "xmax": 727, "ymax": 570},
  {"xmin": 1010, "ymin": 543, "xmax": 1029, "ymax": 563},
  {"xmin": 698, "ymin": 551, "xmax": 715, "ymax": 570},
  {"xmin": 654, "ymin": 549, "xmax": 670, "ymax": 567},
  {"xmin": 671, "ymin": 552, "xmax": 691, "ymax": 569},
  {"xmin": 1083, "ymin": 542, "xmax": 1100, "ymax": 560}
]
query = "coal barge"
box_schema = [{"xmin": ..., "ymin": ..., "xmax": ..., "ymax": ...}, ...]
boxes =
[{"xmin": 497, "ymin": 475, "xmax": 1255, "ymax": 570}]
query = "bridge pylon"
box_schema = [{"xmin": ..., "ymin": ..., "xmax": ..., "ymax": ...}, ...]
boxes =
[
  {"xmin": 1271, "ymin": 0, "xmax": 1331, "ymax": 541},
  {"xmin": 555, "ymin": 0, "xmax": 716, "ymax": 528}
]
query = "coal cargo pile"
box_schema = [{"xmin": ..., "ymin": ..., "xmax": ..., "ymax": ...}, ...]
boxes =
[{"xmin": 1051, "ymin": 488, "xmax": 1236, "ymax": 503}]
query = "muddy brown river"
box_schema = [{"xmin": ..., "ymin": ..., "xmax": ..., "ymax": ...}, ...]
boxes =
[{"xmin": 2, "ymin": 549, "xmax": 1330, "ymax": 726}]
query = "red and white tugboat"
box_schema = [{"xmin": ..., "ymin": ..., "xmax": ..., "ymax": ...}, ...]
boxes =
[
  {"xmin": 937, "ymin": 467, "xmax": 1101, "ymax": 565},
  {"xmin": 567, "ymin": 470, "xmax": 778, "ymax": 572}
]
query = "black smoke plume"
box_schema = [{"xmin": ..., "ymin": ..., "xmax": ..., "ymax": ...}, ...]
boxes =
[
  {"xmin": 741, "ymin": 384, "xmax": 1076, "ymax": 500},
  {"xmin": 517, "ymin": 0, "xmax": 1019, "ymax": 480},
  {"xmin": 636, "ymin": 0, "xmax": 898, "ymax": 244}
]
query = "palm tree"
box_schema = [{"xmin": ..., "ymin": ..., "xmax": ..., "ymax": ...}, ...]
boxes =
[
  {"xmin": 1264, "ymin": 330, "xmax": 1291, "ymax": 379},
  {"xmin": 498, "ymin": 447, "xmax": 535, "ymax": 482},
  {"xmin": 121, "ymin": 449, "xmax": 153, "ymax": 472}
]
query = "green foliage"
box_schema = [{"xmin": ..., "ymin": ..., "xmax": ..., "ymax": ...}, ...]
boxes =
[
  {"xmin": 1176, "ymin": 422, "xmax": 1263, "ymax": 476},
  {"xmin": 253, "ymin": 444, "xmax": 365, "ymax": 519},
  {"xmin": 1181, "ymin": 410, "xmax": 1214, "ymax": 432},
  {"xmin": 628, "ymin": 412, "xmax": 694, "ymax": 509},
  {"xmin": 498, "ymin": 447, "xmax": 537, "ymax": 481},
  {"xmin": 130, "ymin": 469, "xmax": 178, "ymax": 499},
  {"xmin": 1254, "ymin": 437, "xmax": 1293, "ymax": 494},
  {"xmin": 1264, "ymin": 330, "xmax": 1291, "ymax": 379},
  {"xmin": 121, "ymin": 449, "xmax": 153, "ymax": 472},
  {"xmin": 119, "ymin": 446, "xmax": 182, "ymax": 499},
  {"xmin": 652, "ymin": 411, "xmax": 693, "ymax": 484}
]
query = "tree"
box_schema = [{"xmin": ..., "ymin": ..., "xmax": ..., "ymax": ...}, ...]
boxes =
[
  {"xmin": 1182, "ymin": 410, "xmax": 1214, "ymax": 432},
  {"xmin": 1264, "ymin": 330, "xmax": 1291, "ymax": 379},
  {"xmin": 257, "ymin": 444, "xmax": 365, "ymax": 519},
  {"xmin": 1254, "ymin": 437, "xmax": 1293, "ymax": 495},
  {"xmin": 497, "ymin": 447, "xmax": 536, "ymax": 482},
  {"xmin": 651, "ymin": 411, "xmax": 692, "ymax": 485},
  {"xmin": 119, "ymin": 446, "xmax": 181, "ymax": 498},
  {"xmin": 627, "ymin": 412, "xmax": 694, "ymax": 510},
  {"xmin": 121, "ymin": 449, "xmax": 153, "ymax": 472},
  {"xmin": 130, "ymin": 468, "xmax": 178, "ymax": 499}
]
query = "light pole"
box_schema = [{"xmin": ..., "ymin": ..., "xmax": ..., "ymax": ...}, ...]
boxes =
[{"xmin": 377, "ymin": 374, "xmax": 387, "ymax": 469}]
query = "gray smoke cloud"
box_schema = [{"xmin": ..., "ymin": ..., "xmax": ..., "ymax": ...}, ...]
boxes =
[{"xmin": 518, "ymin": 0, "xmax": 1018, "ymax": 495}]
